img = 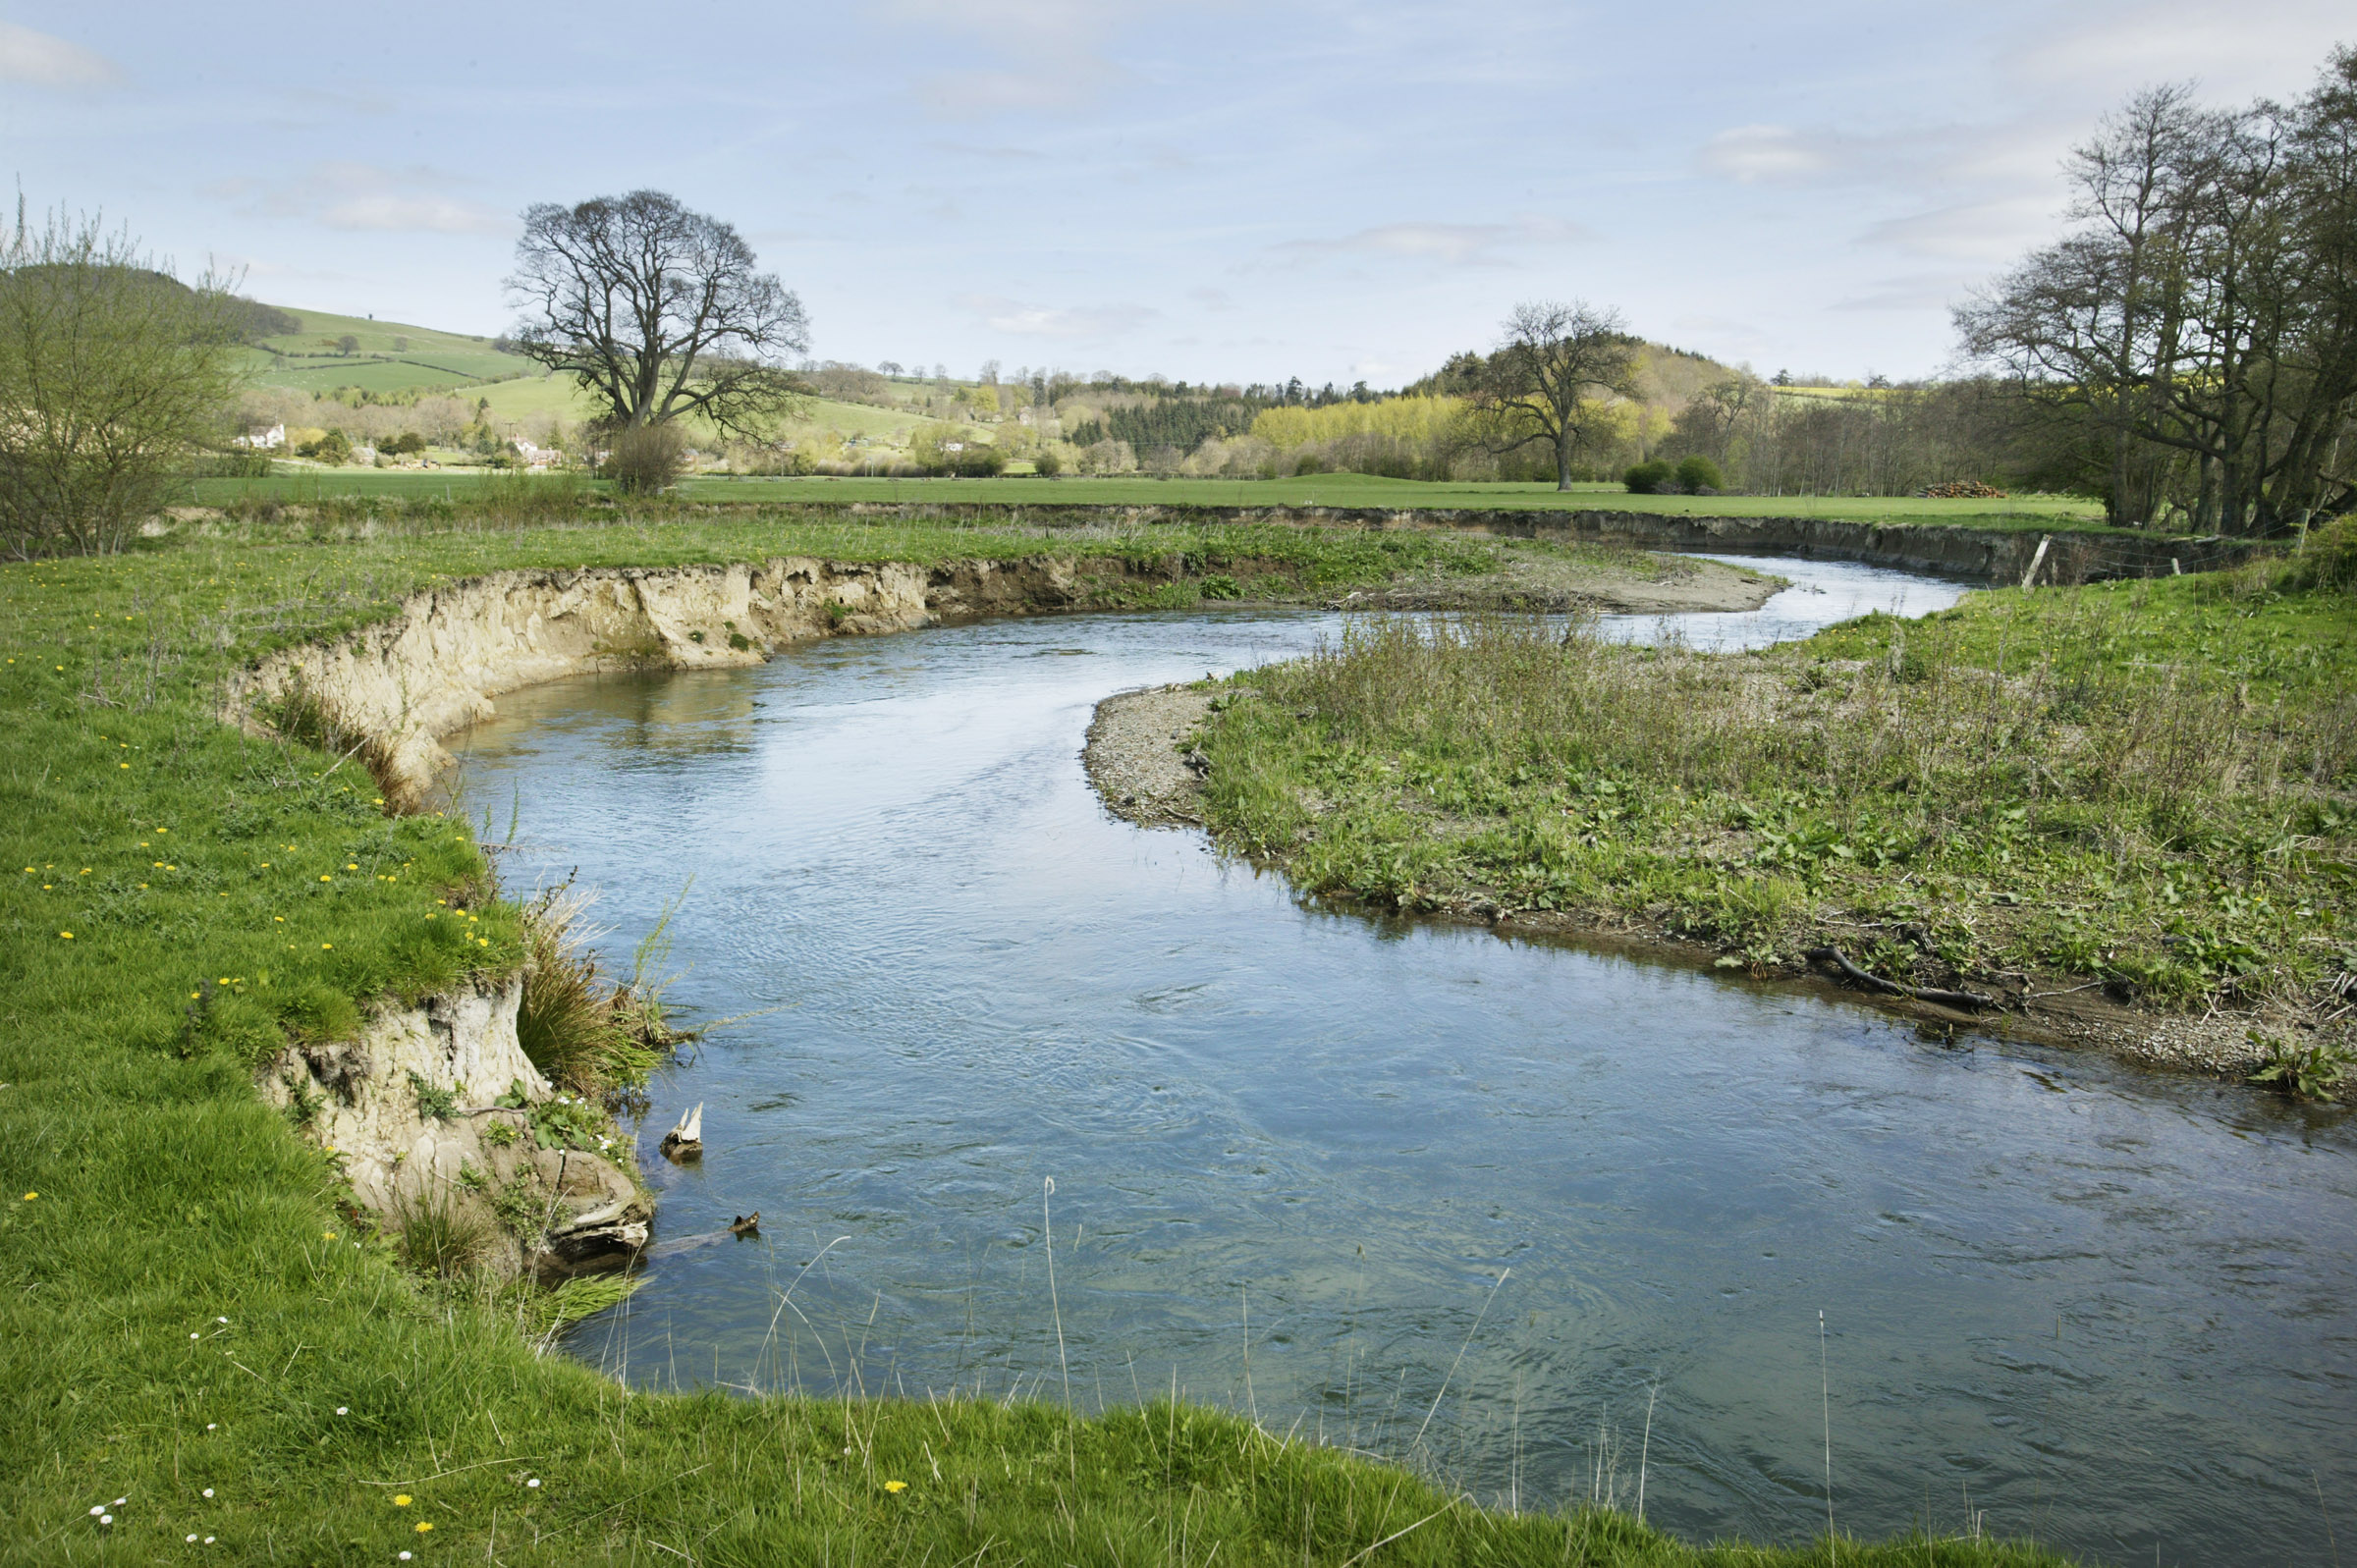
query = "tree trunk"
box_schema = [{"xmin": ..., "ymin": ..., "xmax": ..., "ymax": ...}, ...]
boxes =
[{"xmin": 1555, "ymin": 434, "xmax": 1574, "ymax": 491}]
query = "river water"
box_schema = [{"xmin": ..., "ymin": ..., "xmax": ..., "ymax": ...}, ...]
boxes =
[{"xmin": 453, "ymin": 557, "xmax": 2356, "ymax": 1565}]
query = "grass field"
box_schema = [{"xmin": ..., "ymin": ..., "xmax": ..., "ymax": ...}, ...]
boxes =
[
  {"xmin": 242, "ymin": 304, "xmax": 537, "ymax": 397},
  {"xmin": 0, "ymin": 514, "xmax": 2083, "ymax": 1563},
  {"xmin": 179, "ymin": 467, "xmax": 2116, "ymax": 529}
]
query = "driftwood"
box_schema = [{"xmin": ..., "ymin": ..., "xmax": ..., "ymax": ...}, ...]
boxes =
[
  {"xmin": 660, "ymin": 1102, "xmax": 704, "ymax": 1161},
  {"xmin": 1804, "ymin": 946, "xmax": 1999, "ymax": 1011}
]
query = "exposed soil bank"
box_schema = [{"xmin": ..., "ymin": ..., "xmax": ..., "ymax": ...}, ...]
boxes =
[
  {"xmin": 232, "ymin": 549, "xmax": 1771, "ymax": 807},
  {"xmin": 735, "ymin": 501, "xmax": 2267, "ymax": 584}
]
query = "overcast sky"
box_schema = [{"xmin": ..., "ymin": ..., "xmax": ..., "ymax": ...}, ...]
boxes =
[{"xmin": 4, "ymin": 2, "xmax": 2347, "ymax": 387}]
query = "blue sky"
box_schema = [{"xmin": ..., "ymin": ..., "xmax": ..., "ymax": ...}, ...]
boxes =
[{"xmin": 6, "ymin": 2, "xmax": 2347, "ymax": 386}]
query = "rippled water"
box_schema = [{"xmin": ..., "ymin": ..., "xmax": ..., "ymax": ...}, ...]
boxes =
[{"xmin": 453, "ymin": 559, "xmax": 2356, "ymax": 1565}]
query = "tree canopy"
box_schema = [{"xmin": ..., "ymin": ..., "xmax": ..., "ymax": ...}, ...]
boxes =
[{"xmin": 506, "ymin": 189, "xmax": 809, "ymax": 436}]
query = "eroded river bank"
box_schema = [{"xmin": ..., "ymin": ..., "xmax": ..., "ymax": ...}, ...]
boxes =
[{"xmin": 449, "ymin": 559, "xmax": 2355, "ymax": 1566}]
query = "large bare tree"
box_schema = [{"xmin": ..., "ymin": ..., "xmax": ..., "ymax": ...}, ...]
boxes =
[
  {"xmin": 1470, "ymin": 300, "xmax": 1640, "ymax": 489},
  {"xmin": 506, "ymin": 190, "xmax": 809, "ymax": 436}
]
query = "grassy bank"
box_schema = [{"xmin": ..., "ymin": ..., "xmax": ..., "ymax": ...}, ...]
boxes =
[
  {"xmin": 179, "ymin": 467, "xmax": 2115, "ymax": 530},
  {"xmin": 0, "ymin": 513, "xmax": 2079, "ymax": 1563},
  {"xmin": 1197, "ymin": 535, "xmax": 2357, "ymax": 1081}
]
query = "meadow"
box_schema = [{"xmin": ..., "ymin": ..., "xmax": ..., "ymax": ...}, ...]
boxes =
[
  {"xmin": 182, "ymin": 466, "xmax": 2115, "ymax": 530},
  {"xmin": 0, "ymin": 510, "xmax": 2087, "ymax": 1563}
]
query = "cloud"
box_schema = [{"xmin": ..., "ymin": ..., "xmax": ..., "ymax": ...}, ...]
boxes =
[
  {"xmin": 1699, "ymin": 126, "xmax": 1837, "ymax": 184},
  {"xmin": 0, "ymin": 21, "xmax": 121, "ymax": 86},
  {"xmin": 1271, "ymin": 217, "xmax": 1589, "ymax": 268},
  {"xmin": 210, "ymin": 163, "xmax": 508, "ymax": 236},
  {"xmin": 955, "ymin": 293, "xmax": 1156, "ymax": 339},
  {"xmin": 2008, "ymin": 0, "xmax": 2351, "ymax": 100},
  {"xmin": 1861, "ymin": 196, "xmax": 2059, "ymax": 264},
  {"xmin": 1831, "ymin": 273, "xmax": 1981, "ymax": 313},
  {"xmin": 883, "ymin": 0, "xmax": 1191, "ymax": 112}
]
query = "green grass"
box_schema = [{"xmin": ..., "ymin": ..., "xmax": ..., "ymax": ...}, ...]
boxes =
[
  {"xmin": 0, "ymin": 516, "xmax": 2084, "ymax": 1563},
  {"xmin": 239, "ymin": 303, "xmax": 541, "ymax": 397},
  {"xmin": 180, "ymin": 467, "xmax": 2115, "ymax": 528},
  {"xmin": 1196, "ymin": 565, "xmax": 2357, "ymax": 1031}
]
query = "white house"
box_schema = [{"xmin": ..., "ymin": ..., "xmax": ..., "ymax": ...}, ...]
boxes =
[{"xmin": 235, "ymin": 423, "xmax": 286, "ymax": 450}]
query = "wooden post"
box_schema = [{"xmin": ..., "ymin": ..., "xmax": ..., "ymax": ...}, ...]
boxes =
[
  {"xmin": 2170, "ymin": 557, "xmax": 2182, "ymax": 576},
  {"xmin": 2019, "ymin": 535, "xmax": 2051, "ymax": 591}
]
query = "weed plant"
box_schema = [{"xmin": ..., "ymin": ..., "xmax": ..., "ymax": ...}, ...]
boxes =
[
  {"xmin": 1200, "ymin": 558, "xmax": 2356, "ymax": 1030},
  {"xmin": 0, "ymin": 518, "xmax": 2084, "ymax": 1561}
]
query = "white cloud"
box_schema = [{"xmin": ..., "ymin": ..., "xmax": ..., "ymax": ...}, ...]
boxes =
[
  {"xmin": 210, "ymin": 163, "xmax": 507, "ymax": 236},
  {"xmin": 956, "ymin": 293, "xmax": 1156, "ymax": 338},
  {"xmin": 886, "ymin": 0, "xmax": 1179, "ymax": 112},
  {"xmin": 2008, "ymin": 0, "xmax": 2350, "ymax": 100},
  {"xmin": 1699, "ymin": 126, "xmax": 1835, "ymax": 184},
  {"xmin": 1861, "ymin": 196, "xmax": 2060, "ymax": 264},
  {"xmin": 1272, "ymin": 217, "xmax": 1589, "ymax": 267},
  {"xmin": 0, "ymin": 21, "xmax": 120, "ymax": 86}
]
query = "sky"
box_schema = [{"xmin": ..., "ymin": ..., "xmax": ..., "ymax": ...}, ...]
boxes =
[{"xmin": 4, "ymin": 2, "xmax": 2348, "ymax": 388}]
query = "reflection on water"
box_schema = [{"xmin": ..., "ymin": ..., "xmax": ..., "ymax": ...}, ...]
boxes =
[{"xmin": 453, "ymin": 563, "xmax": 2355, "ymax": 1566}]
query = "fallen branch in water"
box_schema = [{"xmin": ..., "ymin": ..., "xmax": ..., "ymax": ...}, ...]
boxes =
[{"xmin": 1804, "ymin": 946, "xmax": 1999, "ymax": 1011}]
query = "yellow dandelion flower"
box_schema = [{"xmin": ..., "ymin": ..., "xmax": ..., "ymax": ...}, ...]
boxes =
[
  {"xmin": 393, "ymin": 1494, "xmax": 411, "ymax": 1507},
  {"xmin": 59, "ymin": 931, "xmax": 72, "ymax": 940},
  {"xmin": 885, "ymin": 1480, "xmax": 908, "ymax": 1493},
  {"xmin": 21, "ymin": 1192, "xmax": 33, "ymax": 1201},
  {"xmin": 321, "ymin": 944, "xmax": 333, "ymax": 950}
]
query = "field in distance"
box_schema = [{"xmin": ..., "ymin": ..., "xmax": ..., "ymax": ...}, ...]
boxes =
[
  {"xmin": 241, "ymin": 304, "xmax": 539, "ymax": 395},
  {"xmin": 183, "ymin": 467, "xmax": 2111, "ymax": 529}
]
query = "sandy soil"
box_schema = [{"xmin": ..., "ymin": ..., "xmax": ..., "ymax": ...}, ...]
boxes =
[{"xmin": 1328, "ymin": 551, "xmax": 1782, "ymax": 613}]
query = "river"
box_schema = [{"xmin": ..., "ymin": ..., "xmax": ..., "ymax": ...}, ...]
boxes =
[{"xmin": 451, "ymin": 556, "xmax": 2356, "ymax": 1565}]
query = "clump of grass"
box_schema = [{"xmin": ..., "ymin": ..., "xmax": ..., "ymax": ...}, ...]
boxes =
[
  {"xmin": 391, "ymin": 1183, "xmax": 491, "ymax": 1277},
  {"xmin": 515, "ymin": 881, "xmax": 679, "ymax": 1100}
]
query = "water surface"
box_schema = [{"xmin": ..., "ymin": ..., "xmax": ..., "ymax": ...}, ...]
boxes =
[{"xmin": 454, "ymin": 561, "xmax": 2355, "ymax": 1565}]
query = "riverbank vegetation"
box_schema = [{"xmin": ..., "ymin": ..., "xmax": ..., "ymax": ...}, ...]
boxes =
[
  {"xmin": 1, "ymin": 515, "xmax": 2093, "ymax": 1561},
  {"xmin": 1196, "ymin": 527, "xmax": 2357, "ymax": 1087}
]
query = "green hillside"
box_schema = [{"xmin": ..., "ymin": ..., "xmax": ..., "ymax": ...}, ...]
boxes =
[{"xmin": 241, "ymin": 303, "xmax": 539, "ymax": 395}]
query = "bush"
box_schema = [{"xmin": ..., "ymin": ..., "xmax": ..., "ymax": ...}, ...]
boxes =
[
  {"xmin": 947, "ymin": 443, "xmax": 1007, "ymax": 477},
  {"xmin": 1673, "ymin": 456, "xmax": 1725, "ymax": 493},
  {"xmin": 298, "ymin": 428, "xmax": 353, "ymax": 464},
  {"xmin": 1622, "ymin": 459, "xmax": 1673, "ymax": 494},
  {"xmin": 601, "ymin": 421, "xmax": 687, "ymax": 493},
  {"xmin": 1031, "ymin": 447, "xmax": 1062, "ymax": 477}
]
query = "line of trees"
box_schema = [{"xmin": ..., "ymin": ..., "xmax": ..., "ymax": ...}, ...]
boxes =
[{"xmin": 1958, "ymin": 47, "xmax": 2357, "ymax": 531}]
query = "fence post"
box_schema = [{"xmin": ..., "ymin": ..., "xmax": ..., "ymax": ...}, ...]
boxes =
[{"xmin": 2019, "ymin": 535, "xmax": 2052, "ymax": 591}]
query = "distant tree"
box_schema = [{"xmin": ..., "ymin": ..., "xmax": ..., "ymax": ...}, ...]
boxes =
[
  {"xmin": 0, "ymin": 205, "xmax": 247, "ymax": 557},
  {"xmin": 1772, "ymin": 368, "xmax": 1793, "ymax": 387},
  {"xmin": 1673, "ymin": 455, "xmax": 1726, "ymax": 492},
  {"xmin": 506, "ymin": 189, "xmax": 809, "ymax": 435},
  {"xmin": 1468, "ymin": 299, "xmax": 1640, "ymax": 489},
  {"xmin": 1622, "ymin": 459, "xmax": 1673, "ymax": 493},
  {"xmin": 336, "ymin": 333, "xmax": 358, "ymax": 356},
  {"xmin": 878, "ymin": 360, "xmax": 904, "ymax": 376},
  {"xmin": 1032, "ymin": 447, "xmax": 1063, "ymax": 476},
  {"xmin": 601, "ymin": 420, "xmax": 687, "ymax": 492},
  {"xmin": 393, "ymin": 335, "xmax": 409, "ymax": 351},
  {"xmin": 978, "ymin": 358, "xmax": 1000, "ymax": 385}
]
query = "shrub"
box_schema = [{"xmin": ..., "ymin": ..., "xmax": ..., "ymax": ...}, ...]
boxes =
[
  {"xmin": 1622, "ymin": 459, "xmax": 1673, "ymax": 493},
  {"xmin": 602, "ymin": 421, "xmax": 687, "ymax": 492},
  {"xmin": 947, "ymin": 443, "xmax": 1007, "ymax": 477},
  {"xmin": 1031, "ymin": 447, "xmax": 1063, "ymax": 476},
  {"xmin": 1673, "ymin": 455, "xmax": 1725, "ymax": 493}
]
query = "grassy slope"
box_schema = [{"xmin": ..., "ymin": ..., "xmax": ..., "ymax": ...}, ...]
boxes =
[
  {"xmin": 1196, "ymin": 570, "xmax": 2357, "ymax": 1030},
  {"xmin": 182, "ymin": 468, "xmax": 2114, "ymax": 529},
  {"xmin": 0, "ymin": 517, "xmax": 2080, "ymax": 1565},
  {"xmin": 241, "ymin": 305, "xmax": 538, "ymax": 396}
]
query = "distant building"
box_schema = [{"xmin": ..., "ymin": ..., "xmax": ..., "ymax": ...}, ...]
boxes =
[{"xmin": 235, "ymin": 423, "xmax": 286, "ymax": 450}]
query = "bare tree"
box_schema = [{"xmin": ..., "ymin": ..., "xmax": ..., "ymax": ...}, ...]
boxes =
[
  {"xmin": 1470, "ymin": 300, "xmax": 1640, "ymax": 489},
  {"xmin": 506, "ymin": 189, "xmax": 809, "ymax": 436},
  {"xmin": 0, "ymin": 204, "xmax": 246, "ymax": 558}
]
